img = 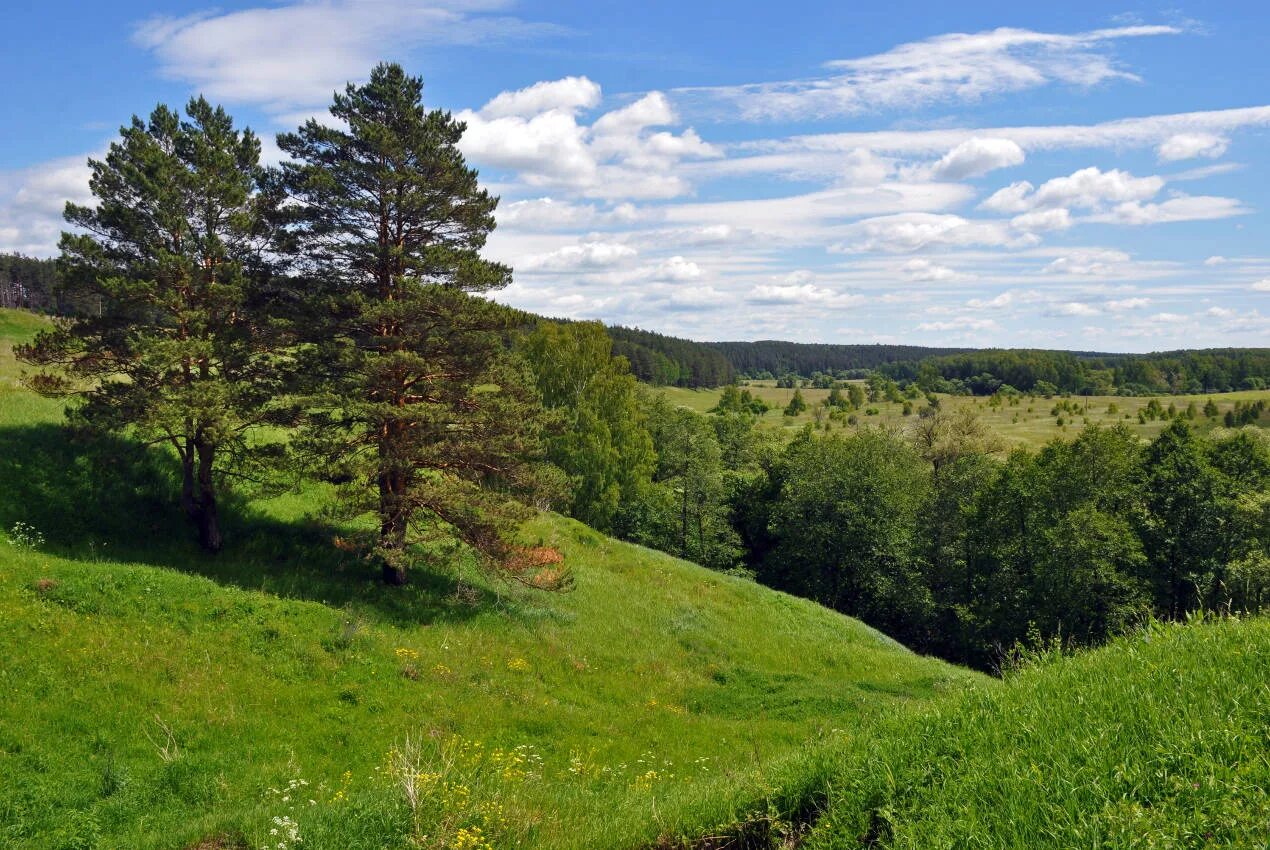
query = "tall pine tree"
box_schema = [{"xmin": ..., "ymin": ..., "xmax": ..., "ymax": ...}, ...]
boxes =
[
  {"xmin": 19, "ymin": 98, "xmax": 288, "ymax": 551},
  {"xmin": 279, "ymin": 63, "xmax": 560, "ymax": 587}
]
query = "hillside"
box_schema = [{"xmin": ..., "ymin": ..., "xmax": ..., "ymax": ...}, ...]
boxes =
[
  {"xmin": 0, "ymin": 308, "xmax": 978, "ymax": 849},
  {"xmin": 805, "ymin": 616, "xmax": 1270, "ymax": 848}
]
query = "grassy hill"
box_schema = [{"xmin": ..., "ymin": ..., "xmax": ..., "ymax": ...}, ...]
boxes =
[
  {"xmin": 0, "ymin": 306, "xmax": 978, "ymax": 848},
  {"xmin": 805, "ymin": 616, "xmax": 1270, "ymax": 848},
  {"xmin": 4, "ymin": 307, "xmax": 1267, "ymax": 850}
]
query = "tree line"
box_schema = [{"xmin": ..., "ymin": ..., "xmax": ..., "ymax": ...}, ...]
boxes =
[
  {"xmin": 523, "ymin": 334, "xmax": 1270, "ymax": 669},
  {"xmin": 880, "ymin": 348, "xmax": 1270, "ymax": 396},
  {"xmin": 606, "ymin": 325, "xmax": 734, "ymax": 387}
]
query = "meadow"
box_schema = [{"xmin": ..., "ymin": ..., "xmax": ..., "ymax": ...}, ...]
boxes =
[
  {"xmin": 3, "ymin": 308, "xmax": 1267, "ymax": 849},
  {"xmin": 662, "ymin": 380, "xmax": 1270, "ymax": 448}
]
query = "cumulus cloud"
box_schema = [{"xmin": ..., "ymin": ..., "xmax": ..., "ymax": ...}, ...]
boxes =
[
  {"xmin": 1252, "ymin": 279, "xmax": 1270, "ymax": 292},
  {"xmin": 496, "ymin": 197, "xmax": 641, "ymax": 231},
  {"xmin": 1107, "ymin": 297, "xmax": 1151, "ymax": 311},
  {"xmin": 648, "ymin": 255, "xmax": 703, "ymax": 282},
  {"xmin": 1157, "ymin": 132, "xmax": 1228, "ymax": 162},
  {"xmin": 0, "ymin": 156, "xmax": 93, "ymax": 256},
  {"xmin": 982, "ymin": 167, "xmax": 1163, "ymax": 213},
  {"xmin": 899, "ymin": 258, "xmax": 972, "ymax": 281},
  {"xmin": 930, "ymin": 138, "xmax": 1025, "ymax": 180},
  {"xmin": 458, "ymin": 83, "xmax": 720, "ymax": 199},
  {"xmin": 480, "ymin": 76, "xmax": 600, "ymax": 119},
  {"xmin": 1047, "ymin": 301, "xmax": 1102, "ymax": 317},
  {"xmin": 518, "ymin": 240, "xmax": 637, "ymax": 272},
  {"xmin": 680, "ymin": 25, "xmax": 1180, "ymax": 120},
  {"xmin": 1011, "ymin": 208, "xmax": 1072, "ymax": 232},
  {"xmin": 748, "ymin": 283, "xmax": 866, "ymax": 307},
  {"xmin": 720, "ymin": 106, "xmax": 1270, "ymax": 182}
]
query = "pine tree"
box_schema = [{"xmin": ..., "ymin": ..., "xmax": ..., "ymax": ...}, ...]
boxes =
[
  {"xmin": 18, "ymin": 98, "xmax": 288, "ymax": 551},
  {"xmin": 279, "ymin": 63, "xmax": 560, "ymax": 587}
]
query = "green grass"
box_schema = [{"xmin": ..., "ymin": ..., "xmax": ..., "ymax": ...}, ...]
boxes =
[
  {"xmin": 4, "ymin": 307, "xmax": 1267, "ymax": 850},
  {"xmin": 805, "ymin": 616, "xmax": 1270, "ymax": 848},
  {"xmin": 0, "ymin": 305, "xmax": 979, "ymax": 849},
  {"xmin": 661, "ymin": 381, "xmax": 1270, "ymax": 448}
]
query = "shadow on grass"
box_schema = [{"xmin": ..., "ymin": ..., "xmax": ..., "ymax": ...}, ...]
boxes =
[{"xmin": 0, "ymin": 423, "xmax": 494, "ymax": 627}]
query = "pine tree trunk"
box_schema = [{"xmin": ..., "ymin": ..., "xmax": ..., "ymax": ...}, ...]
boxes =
[
  {"xmin": 196, "ymin": 442, "xmax": 222, "ymax": 553},
  {"xmin": 179, "ymin": 448, "xmax": 197, "ymax": 521},
  {"xmin": 378, "ymin": 438, "xmax": 409, "ymax": 585}
]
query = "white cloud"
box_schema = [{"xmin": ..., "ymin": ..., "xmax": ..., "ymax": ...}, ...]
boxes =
[
  {"xmin": 1204, "ymin": 255, "xmax": 1228, "ymax": 266},
  {"xmin": 458, "ymin": 84, "xmax": 720, "ymax": 199},
  {"xmin": 1252, "ymin": 279, "xmax": 1270, "ymax": 292},
  {"xmin": 1048, "ymin": 301, "xmax": 1102, "ymax": 317},
  {"xmin": 722, "ymin": 106, "xmax": 1270, "ymax": 181},
  {"xmin": 1107, "ymin": 297, "xmax": 1151, "ymax": 311},
  {"xmin": 747, "ymin": 283, "xmax": 866, "ymax": 307},
  {"xmin": 680, "ymin": 25, "xmax": 1180, "ymax": 120},
  {"xmin": 1205, "ymin": 306, "xmax": 1237, "ymax": 318},
  {"xmin": 0, "ymin": 156, "xmax": 93, "ymax": 256},
  {"xmin": 983, "ymin": 167, "xmax": 1163, "ymax": 213},
  {"xmin": 649, "ymin": 256, "xmax": 702, "ymax": 282},
  {"xmin": 916, "ymin": 317, "xmax": 1000, "ymax": 332},
  {"xmin": 1157, "ymin": 132, "xmax": 1228, "ymax": 162},
  {"xmin": 1043, "ymin": 248, "xmax": 1131, "ymax": 275},
  {"xmin": 831, "ymin": 212, "xmax": 1031, "ymax": 253},
  {"xmin": 480, "ymin": 76, "xmax": 600, "ymax": 119},
  {"xmin": 1011, "ymin": 208, "xmax": 1072, "ymax": 232},
  {"xmin": 1100, "ymin": 195, "xmax": 1249, "ymax": 225},
  {"xmin": 496, "ymin": 197, "xmax": 640, "ymax": 231},
  {"xmin": 930, "ymin": 138, "xmax": 1025, "ymax": 180},
  {"xmin": 134, "ymin": 1, "xmax": 559, "ymax": 116},
  {"xmin": 518, "ymin": 241, "xmax": 637, "ymax": 272},
  {"xmin": 900, "ymin": 258, "xmax": 972, "ymax": 282},
  {"xmin": 966, "ymin": 289, "xmax": 1044, "ymax": 309}
]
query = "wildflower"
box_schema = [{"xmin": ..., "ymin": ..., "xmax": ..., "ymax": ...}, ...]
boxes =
[{"xmin": 506, "ymin": 657, "xmax": 530, "ymax": 672}]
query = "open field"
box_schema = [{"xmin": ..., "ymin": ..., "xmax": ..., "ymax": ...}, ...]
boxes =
[{"xmin": 661, "ymin": 380, "xmax": 1270, "ymax": 448}]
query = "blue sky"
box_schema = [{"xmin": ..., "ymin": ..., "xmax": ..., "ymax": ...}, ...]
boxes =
[{"xmin": 3, "ymin": 1, "xmax": 1269, "ymax": 350}]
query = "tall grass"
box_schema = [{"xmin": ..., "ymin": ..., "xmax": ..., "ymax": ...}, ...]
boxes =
[{"xmin": 805, "ymin": 616, "xmax": 1270, "ymax": 849}]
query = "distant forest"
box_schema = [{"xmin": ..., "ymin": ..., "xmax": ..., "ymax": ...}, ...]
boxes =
[
  {"xmin": 708, "ymin": 340, "xmax": 975, "ymax": 376},
  {"xmin": 607, "ymin": 326, "xmax": 734, "ymax": 388},
  {"xmin": 6, "ymin": 251, "xmax": 1268, "ymax": 394}
]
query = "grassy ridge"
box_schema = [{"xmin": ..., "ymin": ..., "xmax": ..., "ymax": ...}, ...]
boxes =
[{"xmin": 806, "ymin": 617, "xmax": 1270, "ymax": 849}]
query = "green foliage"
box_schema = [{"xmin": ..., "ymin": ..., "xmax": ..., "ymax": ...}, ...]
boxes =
[
  {"xmin": 783, "ymin": 389, "xmax": 807, "ymax": 417},
  {"xmin": 807, "ymin": 617, "xmax": 1270, "ymax": 849},
  {"xmin": 761, "ymin": 429, "xmax": 932, "ymax": 645},
  {"xmin": 17, "ymin": 97, "xmax": 290, "ymax": 552},
  {"xmin": 278, "ymin": 63, "xmax": 554, "ymax": 587},
  {"xmin": 605, "ymin": 325, "xmax": 733, "ymax": 387},
  {"xmin": 520, "ymin": 321, "xmax": 654, "ymax": 532}
]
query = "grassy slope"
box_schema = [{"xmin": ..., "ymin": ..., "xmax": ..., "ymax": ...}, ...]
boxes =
[
  {"xmin": 806, "ymin": 617, "xmax": 1270, "ymax": 849},
  {"xmin": 661, "ymin": 382, "xmax": 1270, "ymax": 449},
  {"xmin": 0, "ymin": 306, "xmax": 980, "ymax": 848}
]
